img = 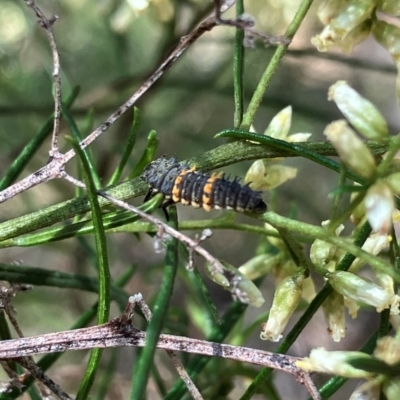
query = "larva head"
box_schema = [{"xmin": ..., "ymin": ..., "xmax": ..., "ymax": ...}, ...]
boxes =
[{"xmin": 141, "ymin": 156, "xmax": 181, "ymax": 188}]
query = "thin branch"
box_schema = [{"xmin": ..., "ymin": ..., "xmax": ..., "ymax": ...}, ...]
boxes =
[
  {"xmin": 23, "ymin": 0, "xmax": 62, "ymax": 157},
  {"xmin": 16, "ymin": 358, "xmax": 72, "ymax": 400},
  {"xmin": 0, "ymin": 295, "xmax": 320, "ymax": 400},
  {"xmin": 97, "ymin": 191, "xmax": 227, "ymax": 279},
  {"xmin": 128, "ymin": 294, "xmax": 204, "ymax": 400}
]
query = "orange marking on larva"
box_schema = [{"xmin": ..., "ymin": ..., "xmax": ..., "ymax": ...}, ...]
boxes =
[
  {"xmin": 202, "ymin": 174, "xmax": 218, "ymax": 211},
  {"xmin": 172, "ymin": 169, "xmax": 189, "ymax": 202}
]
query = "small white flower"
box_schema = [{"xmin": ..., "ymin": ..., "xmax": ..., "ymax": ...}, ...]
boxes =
[
  {"xmin": 365, "ymin": 182, "xmax": 394, "ymax": 235},
  {"xmin": 328, "ymin": 271, "xmax": 395, "ymax": 313},
  {"xmin": 260, "ymin": 273, "xmax": 304, "ymax": 342},
  {"xmin": 296, "ymin": 348, "xmax": 373, "ymax": 378}
]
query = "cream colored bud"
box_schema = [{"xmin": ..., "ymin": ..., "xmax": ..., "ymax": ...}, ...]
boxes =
[
  {"xmin": 380, "ymin": 0, "xmax": 400, "ymax": 16},
  {"xmin": 350, "ymin": 234, "xmax": 390, "ymax": 272},
  {"xmin": 206, "ymin": 261, "xmax": 265, "ymax": 307},
  {"xmin": 328, "ymin": 81, "xmax": 388, "ymax": 139},
  {"xmin": 287, "ymin": 133, "xmax": 312, "ymax": 142},
  {"xmin": 246, "ymin": 163, "xmax": 297, "ymax": 190},
  {"xmin": 310, "ymin": 239, "xmax": 337, "ymax": 267},
  {"xmin": 313, "ymin": 19, "xmax": 372, "ymax": 53},
  {"xmin": 260, "ymin": 273, "xmax": 304, "ymax": 341},
  {"xmin": 302, "ymin": 276, "xmax": 317, "ymax": 303},
  {"xmin": 376, "ymin": 272, "xmax": 395, "ymax": 297},
  {"xmin": 310, "ymin": 221, "xmax": 343, "ymax": 266},
  {"xmin": 345, "ymin": 296, "xmax": 360, "ymax": 318},
  {"xmin": 330, "ymin": 0, "xmax": 375, "ymax": 36},
  {"xmin": 324, "ymin": 120, "xmax": 376, "ymax": 179},
  {"xmin": 383, "ymin": 378, "xmax": 400, "ymax": 400},
  {"xmin": 296, "ymin": 348, "xmax": 373, "ymax": 378},
  {"xmin": 245, "ymin": 160, "xmax": 265, "ymax": 189},
  {"xmin": 311, "ymin": 25, "xmax": 338, "ymax": 52},
  {"xmin": 317, "ymin": 0, "xmax": 348, "ymax": 25},
  {"xmin": 328, "ymin": 271, "xmax": 395, "ymax": 312},
  {"xmin": 204, "ymin": 263, "xmax": 230, "ymax": 288},
  {"xmin": 265, "ymin": 223, "xmax": 286, "ymax": 251},
  {"xmin": 338, "ymin": 19, "xmax": 372, "ymax": 53},
  {"xmin": 385, "ymin": 172, "xmax": 400, "ymax": 195},
  {"xmin": 231, "ymin": 272, "xmax": 265, "ymax": 307},
  {"xmin": 322, "ymin": 290, "xmax": 346, "ymax": 342},
  {"xmin": 351, "ymin": 189, "xmax": 367, "ymax": 225},
  {"xmin": 272, "ymin": 259, "xmax": 300, "ymax": 286},
  {"xmin": 374, "ymin": 336, "xmax": 400, "ymax": 365},
  {"xmin": 238, "ymin": 254, "xmax": 280, "ymax": 280},
  {"xmin": 365, "ymin": 182, "xmax": 394, "ymax": 235},
  {"xmin": 264, "ymin": 106, "xmax": 292, "ymax": 140},
  {"xmin": 372, "ymin": 20, "xmax": 400, "ymax": 63},
  {"xmin": 349, "ymin": 379, "xmax": 381, "ymax": 400}
]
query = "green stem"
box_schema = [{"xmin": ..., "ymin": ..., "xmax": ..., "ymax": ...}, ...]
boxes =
[
  {"xmin": 263, "ymin": 213, "xmax": 396, "ymax": 280},
  {"xmin": 130, "ymin": 207, "xmax": 179, "ymax": 400},
  {"xmin": 72, "ymin": 138, "xmax": 111, "ymax": 400},
  {"xmin": 0, "ymin": 140, "xmax": 389, "ymax": 242},
  {"xmin": 233, "ymin": 0, "xmax": 244, "ymax": 127},
  {"xmin": 107, "ymin": 107, "xmax": 141, "ymax": 186}
]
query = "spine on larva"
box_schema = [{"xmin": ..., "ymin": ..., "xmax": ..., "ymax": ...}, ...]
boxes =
[{"xmin": 141, "ymin": 157, "xmax": 267, "ymax": 213}]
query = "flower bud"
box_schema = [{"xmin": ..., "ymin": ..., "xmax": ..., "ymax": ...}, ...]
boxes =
[
  {"xmin": 302, "ymin": 276, "xmax": 317, "ymax": 303},
  {"xmin": 350, "ymin": 234, "xmax": 390, "ymax": 272},
  {"xmin": 310, "ymin": 221, "xmax": 344, "ymax": 267},
  {"xmin": 365, "ymin": 182, "xmax": 394, "ymax": 235},
  {"xmin": 287, "ymin": 133, "xmax": 312, "ymax": 142},
  {"xmin": 296, "ymin": 348, "xmax": 373, "ymax": 378},
  {"xmin": 311, "ymin": 25, "xmax": 337, "ymax": 52},
  {"xmin": 322, "ymin": 290, "xmax": 346, "ymax": 342},
  {"xmin": 231, "ymin": 272, "xmax": 265, "ymax": 307},
  {"xmin": 385, "ymin": 172, "xmax": 400, "ymax": 195},
  {"xmin": 245, "ymin": 162, "xmax": 297, "ymax": 190},
  {"xmin": 372, "ymin": 20, "xmax": 400, "ymax": 63},
  {"xmin": 349, "ymin": 379, "xmax": 381, "ymax": 400},
  {"xmin": 383, "ymin": 378, "xmax": 400, "ymax": 400},
  {"xmin": 260, "ymin": 273, "xmax": 304, "ymax": 341},
  {"xmin": 272, "ymin": 259, "xmax": 300, "ymax": 286},
  {"xmin": 317, "ymin": 0, "xmax": 348, "ymax": 25},
  {"xmin": 245, "ymin": 160, "xmax": 265, "ymax": 189},
  {"xmin": 374, "ymin": 336, "xmax": 400, "ymax": 365},
  {"xmin": 328, "ymin": 81, "xmax": 388, "ymax": 139},
  {"xmin": 238, "ymin": 254, "xmax": 280, "ymax": 280},
  {"xmin": 327, "ymin": 271, "xmax": 396, "ymax": 312},
  {"xmin": 264, "ymin": 223, "xmax": 285, "ymax": 250},
  {"xmin": 310, "ymin": 239, "xmax": 337, "ymax": 267},
  {"xmin": 338, "ymin": 19, "xmax": 372, "ymax": 53},
  {"xmin": 263, "ymin": 106, "xmax": 292, "ymax": 140},
  {"xmin": 345, "ymin": 296, "xmax": 360, "ymax": 318},
  {"xmin": 205, "ymin": 261, "xmax": 265, "ymax": 307},
  {"xmin": 380, "ymin": 0, "xmax": 400, "ymax": 16},
  {"xmin": 330, "ymin": 0, "xmax": 375, "ymax": 36},
  {"xmin": 324, "ymin": 120, "xmax": 376, "ymax": 179}
]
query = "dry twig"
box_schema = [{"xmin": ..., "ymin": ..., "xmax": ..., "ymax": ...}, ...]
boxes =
[
  {"xmin": 97, "ymin": 191, "xmax": 226, "ymax": 279},
  {"xmin": 16, "ymin": 358, "xmax": 72, "ymax": 400},
  {"xmin": 0, "ymin": 294, "xmax": 321, "ymax": 400},
  {"xmin": 23, "ymin": 0, "xmax": 62, "ymax": 157},
  {"xmin": 127, "ymin": 294, "xmax": 204, "ymax": 400}
]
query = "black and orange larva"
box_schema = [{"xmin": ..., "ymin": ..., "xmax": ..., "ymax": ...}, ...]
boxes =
[{"xmin": 141, "ymin": 156, "xmax": 267, "ymax": 216}]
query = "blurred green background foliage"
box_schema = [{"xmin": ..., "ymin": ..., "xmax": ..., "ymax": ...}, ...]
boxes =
[{"xmin": 0, "ymin": 0, "xmax": 399, "ymax": 399}]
